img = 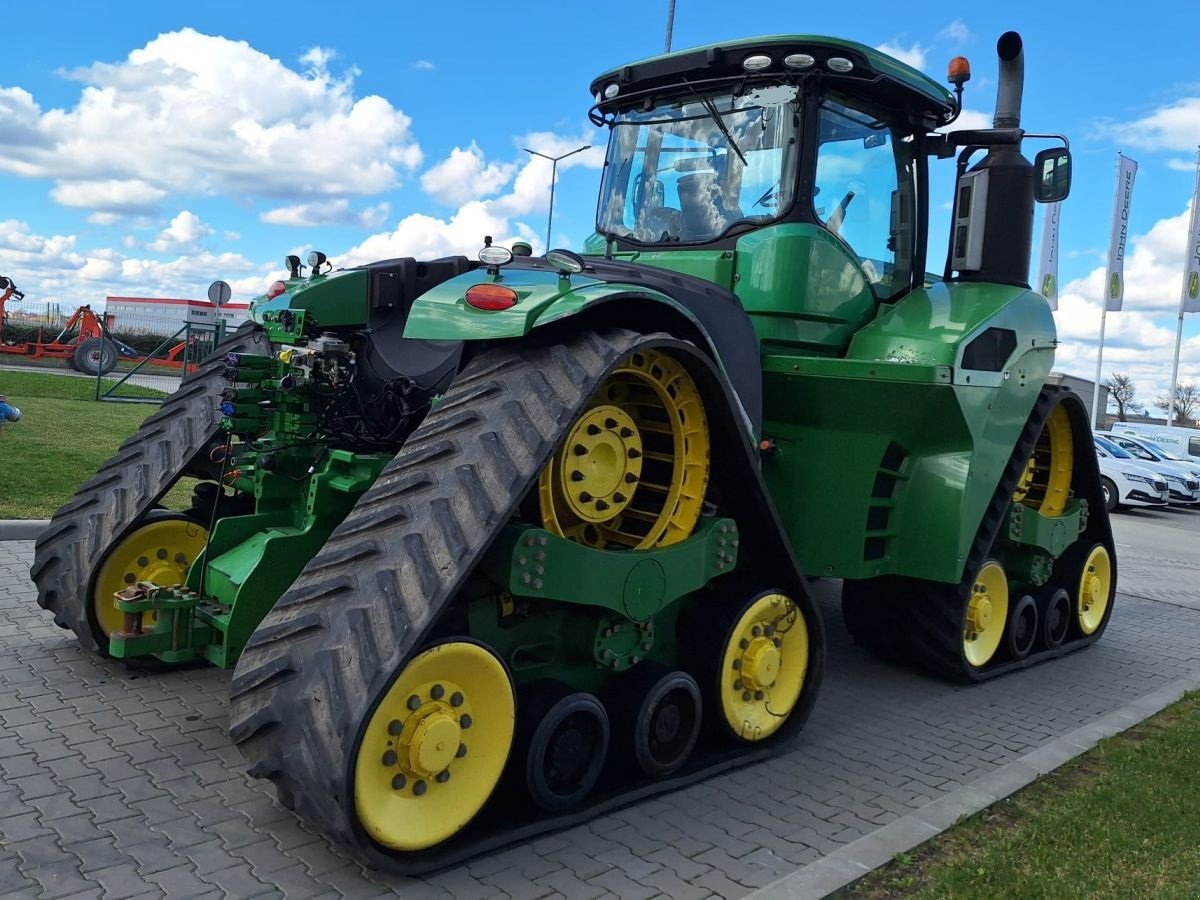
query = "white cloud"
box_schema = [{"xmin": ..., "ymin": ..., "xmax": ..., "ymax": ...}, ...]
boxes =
[
  {"xmin": 420, "ymin": 142, "xmax": 517, "ymax": 206},
  {"xmin": 50, "ymin": 179, "xmax": 167, "ymax": 213},
  {"xmin": 260, "ymin": 198, "xmax": 390, "ymax": 228},
  {"xmin": 1102, "ymin": 97, "xmax": 1200, "ymax": 153},
  {"xmin": 943, "ymin": 108, "xmax": 993, "ymax": 131},
  {"xmin": 1169, "ymin": 157, "xmax": 1198, "ymax": 173},
  {"xmin": 339, "ymin": 129, "xmax": 603, "ymax": 264},
  {"xmin": 0, "ymin": 29, "xmax": 422, "ymax": 214},
  {"xmin": 148, "ymin": 210, "xmax": 214, "ymax": 252},
  {"xmin": 875, "ymin": 41, "xmax": 926, "ymax": 71},
  {"xmin": 938, "ymin": 20, "xmax": 971, "ymax": 44},
  {"xmin": 0, "ymin": 217, "xmax": 273, "ymax": 311},
  {"xmin": 1051, "ymin": 203, "xmax": 1199, "ymax": 401},
  {"xmin": 412, "ymin": 60, "xmax": 436, "ymax": 71}
]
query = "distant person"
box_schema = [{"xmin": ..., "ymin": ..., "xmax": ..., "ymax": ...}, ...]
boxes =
[
  {"xmin": 511, "ymin": 241, "xmax": 533, "ymax": 257},
  {"xmin": 0, "ymin": 394, "xmax": 21, "ymax": 431}
]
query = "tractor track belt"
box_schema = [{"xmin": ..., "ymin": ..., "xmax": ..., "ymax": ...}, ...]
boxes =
[
  {"xmin": 29, "ymin": 323, "xmax": 272, "ymax": 653},
  {"xmin": 227, "ymin": 326, "xmax": 822, "ymax": 873},
  {"xmin": 908, "ymin": 384, "xmax": 1118, "ymax": 681}
]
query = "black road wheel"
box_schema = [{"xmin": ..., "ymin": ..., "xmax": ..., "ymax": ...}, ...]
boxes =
[
  {"xmin": 1005, "ymin": 593, "xmax": 1039, "ymax": 659},
  {"xmin": 519, "ymin": 682, "xmax": 610, "ymax": 812},
  {"xmin": 73, "ymin": 337, "xmax": 118, "ymax": 376},
  {"xmin": 1040, "ymin": 587, "xmax": 1071, "ymax": 649},
  {"xmin": 1100, "ymin": 476, "xmax": 1118, "ymax": 513},
  {"xmin": 630, "ymin": 669, "xmax": 702, "ymax": 777}
]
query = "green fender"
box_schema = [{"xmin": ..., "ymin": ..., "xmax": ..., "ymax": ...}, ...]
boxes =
[{"xmin": 402, "ymin": 264, "xmax": 764, "ymax": 436}]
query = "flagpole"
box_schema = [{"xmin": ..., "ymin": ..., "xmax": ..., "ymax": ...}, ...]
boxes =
[
  {"xmin": 1092, "ymin": 304, "xmax": 1109, "ymax": 430},
  {"xmin": 1168, "ymin": 147, "xmax": 1200, "ymax": 427},
  {"xmin": 1093, "ymin": 153, "xmax": 1122, "ymax": 431}
]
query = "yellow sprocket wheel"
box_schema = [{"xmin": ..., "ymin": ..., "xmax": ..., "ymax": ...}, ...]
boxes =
[
  {"xmin": 718, "ymin": 592, "xmax": 809, "ymax": 742},
  {"xmin": 539, "ymin": 347, "xmax": 710, "ymax": 549},
  {"xmin": 91, "ymin": 514, "xmax": 207, "ymax": 640},
  {"xmin": 962, "ymin": 559, "xmax": 1009, "ymax": 668},
  {"xmin": 1075, "ymin": 544, "xmax": 1113, "ymax": 635},
  {"xmin": 354, "ymin": 641, "xmax": 515, "ymax": 852},
  {"xmin": 1013, "ymin": 405, "xmax": 1073, "ymax": 517}
]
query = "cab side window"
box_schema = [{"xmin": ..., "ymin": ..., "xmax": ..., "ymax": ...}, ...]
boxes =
[
  {"xmin": 814, "ymin": 96, "xmax": 915, "ymax": 299},
  {"xmin": 1189, "ymin": 436, "xmax": 1200, "ymax": 457}
]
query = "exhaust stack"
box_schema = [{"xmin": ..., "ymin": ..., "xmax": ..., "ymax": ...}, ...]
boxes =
[{"xmin": 992, "ymin": 32, "xmax": 1024, "ymax": 130}]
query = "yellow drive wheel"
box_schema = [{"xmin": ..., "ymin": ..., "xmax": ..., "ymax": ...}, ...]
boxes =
[
  {"xmin": 962, "ymin": 560, "xmax": 1009, "ymax": 668},
  {"xmin": 91, "ymin": 514, "xmax": 208, "ymax": 640},
  {"xmin": 354, "ymin": 641, "xmax": 515, "ymax": 852},
  {"xmin": 1075, "ymin": 544, "xmax": 1113, "ymax": 635},
  {"xmin": 540, "ymin": 347, "xmax": 710, "ymax": 549},
  {"xmin": 718, "ymin": 592, "xmax": 809, "ymax": 742},
  {"xmin": 1013, "ymin": 405, "xmax": 1074, "ymax": 517}
]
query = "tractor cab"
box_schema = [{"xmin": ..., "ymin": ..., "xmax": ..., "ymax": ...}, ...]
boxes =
[{"xmin": 587, "ymin": 36, "xmax": 958, "ymax": 354}]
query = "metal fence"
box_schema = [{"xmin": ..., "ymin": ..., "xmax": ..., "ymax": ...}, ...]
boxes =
[{"xmin": 0, "ymin": 301, "xmax": 227, "ymax": 404}]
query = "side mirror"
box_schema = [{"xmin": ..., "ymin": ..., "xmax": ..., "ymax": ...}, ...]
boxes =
[{"xmin": 1034, "ymin": 147, "xmax": 1071, "ymax": 203}]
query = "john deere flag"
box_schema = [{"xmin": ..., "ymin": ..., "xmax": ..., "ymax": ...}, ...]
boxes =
[
  {"xmin": 1182, "ymin": 151, "xmax": 1200, "ymax": 314},
  {"xmin": 1036, "ymin": 201, "xmax": 1060, "ymax": 310},
  {"xmin": 1105, "ymin": 153, "xmax": 1138, "ymax": 311}
]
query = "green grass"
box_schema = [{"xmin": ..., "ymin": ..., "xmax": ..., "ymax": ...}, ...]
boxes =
[
  {"xmin": 843, "ymin": 692, "xmax": 1200, "ymax": 899},
  {"xmin": 0, "ymin": 370, "xmax": 177, "ymax": 518}
]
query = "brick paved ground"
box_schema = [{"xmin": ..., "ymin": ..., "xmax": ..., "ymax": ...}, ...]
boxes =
[{"xmin": 2, "ymin": 536, "xmax": 1198, "ymax": 899}]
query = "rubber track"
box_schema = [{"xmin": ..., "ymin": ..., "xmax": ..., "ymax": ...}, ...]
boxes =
[
  {"xmin": 886, "ymin": 386, "xmax": 1117, "ymax": 681},
  {"xmin": 29, "ymin": 324, "xmax": 271, "ymax": 654},
  {"xmin": 227, "ymin": 327, "xmax": 822, "ymax": 872}
]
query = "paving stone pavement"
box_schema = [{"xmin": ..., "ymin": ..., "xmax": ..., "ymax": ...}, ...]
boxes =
[{"xmin": 2, "ymin": 536, "xmax": 1198, "ymax": 899}]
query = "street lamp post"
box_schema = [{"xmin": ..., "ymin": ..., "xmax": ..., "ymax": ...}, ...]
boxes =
[{"xmin": 523, "ymin": 145, "xmax": 590, "ymax": 252}]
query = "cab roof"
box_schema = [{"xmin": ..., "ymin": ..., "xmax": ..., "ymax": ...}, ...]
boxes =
[{"xmin": 590, "ymin": 34, "xmax": 954, "ymax": 122}]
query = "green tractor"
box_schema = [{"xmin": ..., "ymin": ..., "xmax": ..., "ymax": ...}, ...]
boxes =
[{"xmin": 33, "ymin": 30, "xmax": 1114, "ymax": 870}]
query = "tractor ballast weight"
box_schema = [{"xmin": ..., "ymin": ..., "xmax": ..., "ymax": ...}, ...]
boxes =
[{"xmin": 33, "ymin": 30, "xmax": 1114, "ymax": 869}]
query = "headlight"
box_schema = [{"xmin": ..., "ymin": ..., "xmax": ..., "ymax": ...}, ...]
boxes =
[
  {"xmin": 1122, "ymin": 472, "xmax": 1151, "ymax": 484},
  {"xmin": 1166, "ymin": 474, "xmax": 1186, "ymax": 484}
]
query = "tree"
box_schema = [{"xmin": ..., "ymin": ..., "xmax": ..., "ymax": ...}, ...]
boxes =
[
  {"xmin": 1105, "ymin": 373, "xmax": 1144, "ymax": 422},
  {"xmin": 1154, "ymin": 382, "xmax": 1200, "ymax": 425}
]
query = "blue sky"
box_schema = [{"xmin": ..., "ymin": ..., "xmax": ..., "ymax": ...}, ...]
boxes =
[{"xmin": 2, "ymin": 0, "xmax": 1198, "ymax": 406}]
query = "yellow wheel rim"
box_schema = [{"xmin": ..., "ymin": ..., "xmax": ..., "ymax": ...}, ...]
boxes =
[
  {"xmin": 1077, "ymin": 545, "xmax": 1113, "ymax": 635},
  {"xmin": 540, "ymin": 348, "xmax": 710, "ymax": 549},
  {"xmin": 354, "ymin": 641, "xmax": 515, "ymax": 852},
  {"xmin": 718, "ymin": 593, "xmax": 808, "ymax": 742},
  {"xmin": 1014, "ymin": 405, "xmax": 1074, "ymax": 517},
  {"xmin": 92, "ymin": 517, "xmax": 207, "ymax": 639},
  {"xmin": 963, "ymin": 560, "xmax": 1009, "ymax": 668}
]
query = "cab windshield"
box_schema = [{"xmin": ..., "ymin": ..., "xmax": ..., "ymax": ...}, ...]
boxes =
[{"xmin": 596, "ymin": 85, "xmax": 800, "ymax": 244}]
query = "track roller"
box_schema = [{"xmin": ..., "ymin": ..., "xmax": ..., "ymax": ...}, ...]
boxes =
[
  {"xmin": 517, "ymin": 682, "xmax": 609, "ymax": 812},
  {"xmin": 1005, "ymin": 593, "xmax": 1038, "ymax": 660},
  {"xmin": 621, "ymin": 668, "xmax": 702, "ymax": 777},
  {"xmin": 1039, "ymin": 587, "xmax": 1071, "ymax": 649}
]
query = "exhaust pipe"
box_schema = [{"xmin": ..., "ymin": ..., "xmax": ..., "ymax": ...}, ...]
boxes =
[{"xmin": 992, "ymin": 31, "xmax": 1024, "ymax": 130}]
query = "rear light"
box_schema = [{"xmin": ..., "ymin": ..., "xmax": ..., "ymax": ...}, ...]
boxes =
[
  {"xmin": 266, "ymin": 280, "xmax": 287, "ymax": 299},
  {"xmin": 465, "ymin": 284, "xmax": 519, "ymax": 311}
]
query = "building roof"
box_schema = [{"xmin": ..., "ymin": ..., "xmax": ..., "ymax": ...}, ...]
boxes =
[{"xmin": 106, "ymin": 296, "xmax": 250, "ymax": 310}]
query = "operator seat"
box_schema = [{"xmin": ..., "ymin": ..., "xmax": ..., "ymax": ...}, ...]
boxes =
[{"xmin": 677, "ymin": 173, "xmax": 742, "ymax": 240}]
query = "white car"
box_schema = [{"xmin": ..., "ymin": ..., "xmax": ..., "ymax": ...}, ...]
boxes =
[
  {"xmin": 1092, "ymin": 436, "xmax": 1169, "ymax": 511},
  {"xmin": 1097, "ymin": 432, "xmax": 1200, "ymax": 506}
]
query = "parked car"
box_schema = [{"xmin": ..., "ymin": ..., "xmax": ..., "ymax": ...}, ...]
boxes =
[
  {"xmin": 1109, "ymin": 422, "xmax": 1200, "ymax": 465},
  {"xmin": 1092, "ymin": 436, "xmax": 1170, "ymax": 511},
  {"xmin": 1096, "ymin": 432, "xmax": 1200, "ymax": 506}
]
